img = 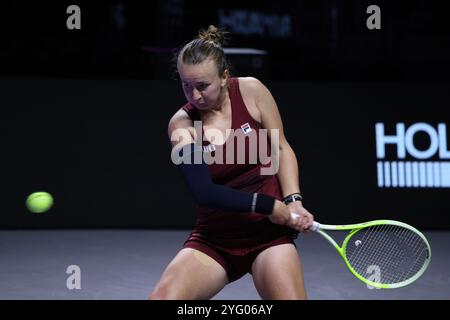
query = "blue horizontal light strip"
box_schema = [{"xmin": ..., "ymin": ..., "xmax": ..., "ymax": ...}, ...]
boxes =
[{"xmin": 377, "ymin": 161, "xmax": 450, "ymax": 188}]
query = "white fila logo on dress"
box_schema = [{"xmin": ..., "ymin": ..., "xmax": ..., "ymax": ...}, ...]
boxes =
[
  {"xmin": 241, "ymin": 123, "xmax": 252, "ymax": 134},
  {"xmin": 203, "ymin": 144, "xmax": 216, "ymax": 153}
]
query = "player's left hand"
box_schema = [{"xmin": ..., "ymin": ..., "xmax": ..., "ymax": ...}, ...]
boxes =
[{"xmin": 287, "ymin": 201, "xmax": 314, "ymax": 233}]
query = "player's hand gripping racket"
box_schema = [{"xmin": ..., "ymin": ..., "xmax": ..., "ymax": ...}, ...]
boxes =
[{"xmin": 291, "ymin": 213, "xmax": 431, "ymax": 289}]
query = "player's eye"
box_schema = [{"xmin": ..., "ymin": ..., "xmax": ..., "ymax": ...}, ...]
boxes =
[{"xmin": 197, "ymin": 83, "xmax": 209, "ymax": 91}]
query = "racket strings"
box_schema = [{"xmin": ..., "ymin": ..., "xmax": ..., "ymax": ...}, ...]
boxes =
[
  {"xmin": 359, "ymin": 225, "xmax": 425, "ymax": 284},
  {"xmin": 353, "ymin": 226, "xmax": 427, "ymax": 284},
  {"xmin": 345, "ymin": 224, "xmax": 429, "ymax": 285},
  {"xmin": 353, "ymin": 225, "xmax": 408, "ymax": 281},
  {"xmin": 348, "ymin": 225, "xmax": 409, "ymax": 284}
]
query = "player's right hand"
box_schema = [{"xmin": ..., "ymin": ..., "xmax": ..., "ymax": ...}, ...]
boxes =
[{"xmin": 268, "ymin": 200, "xmax": 292, "ymax": 225}]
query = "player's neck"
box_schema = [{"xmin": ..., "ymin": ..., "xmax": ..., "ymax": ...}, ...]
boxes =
[{"xmin": 201, "ymin": 88, "xmax": 230, "ymax": 117}]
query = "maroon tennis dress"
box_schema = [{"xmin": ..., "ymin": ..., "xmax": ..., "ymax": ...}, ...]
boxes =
[{"xmin": 180, "ymin": 77, "xmax": 298, "ymax": 282}]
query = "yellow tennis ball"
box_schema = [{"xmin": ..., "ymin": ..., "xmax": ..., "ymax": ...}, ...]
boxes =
[{"xmin": 26, "ymin": 192, "xmax": 54, "ymax": 213}]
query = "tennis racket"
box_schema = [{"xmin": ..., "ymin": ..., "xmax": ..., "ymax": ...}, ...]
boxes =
[{"xmin": 291, "ymin": 213, "xmax": 431, "ymax": 289}]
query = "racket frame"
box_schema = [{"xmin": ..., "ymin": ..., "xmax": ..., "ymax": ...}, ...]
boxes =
[{"xmin": 311, "ymin": 219, "xmax": 432, "ymax": 289}]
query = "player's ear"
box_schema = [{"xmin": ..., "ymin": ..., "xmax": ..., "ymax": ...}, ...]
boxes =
[{"xmin": 221, "ymin": 69, "xmax": 229, "ymax": 87}]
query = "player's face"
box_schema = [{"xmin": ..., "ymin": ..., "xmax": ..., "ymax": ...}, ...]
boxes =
[{"xmin": 177, "ymin": 58, "xmax": 228, "ymax": 110}]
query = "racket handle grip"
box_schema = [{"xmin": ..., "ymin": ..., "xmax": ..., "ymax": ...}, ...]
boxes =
[
  {"xmin": 290, "ymin": 213, "xmax": 321, "ymax": 232},
  {"xmin": 310, "ymin": 221, "xmax": 321, "ymax": 232}
]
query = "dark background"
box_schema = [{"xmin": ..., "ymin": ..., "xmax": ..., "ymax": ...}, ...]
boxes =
[
  {"xmin": 2, "ymin": 0, "xmax": 450, "ymax": 81},
  {"xmin": 1, "ymin": 1, "xmax": 450, "ymax": 230}
]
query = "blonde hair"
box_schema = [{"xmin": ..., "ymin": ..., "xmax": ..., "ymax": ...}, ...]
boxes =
[{"xmin": 177, "ymin": 25, "xmax": 230, "ymax": 76}]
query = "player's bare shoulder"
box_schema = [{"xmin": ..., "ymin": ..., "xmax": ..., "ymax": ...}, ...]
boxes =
[
  {"xmin": 168, "ymin": 108, "xmax": 195, "ymax": 147},
  {"xmin": 168, "ymin": 109, "xmax": 191, "ymax": 133},
  {"xmin": 238, "ymin": 77, "xmax": 267, "ymax": 123},
  {"xmin": 239, "ymin": 77, "xmax": 276, "ymax": 122},
  {"xmin": 238, "ymin": 77, "xmax": 265, "ymax": 99}
]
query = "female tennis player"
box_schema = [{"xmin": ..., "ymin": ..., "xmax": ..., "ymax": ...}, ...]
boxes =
[{"xmin": 150, "ymin": 25, "xmax": 314, "ymax": 300}]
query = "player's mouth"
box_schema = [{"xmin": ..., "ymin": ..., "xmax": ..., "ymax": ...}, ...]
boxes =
[{"xmin": 195, "ymin": 102, "xmax": 208, "ymax": 108}]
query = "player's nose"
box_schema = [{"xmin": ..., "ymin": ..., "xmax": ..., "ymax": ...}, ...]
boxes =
[{"xmin": 192, "ymin": 88, "xmax": 202, "ymax": 101}]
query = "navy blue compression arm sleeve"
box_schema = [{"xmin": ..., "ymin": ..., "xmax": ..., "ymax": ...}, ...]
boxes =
[{"xmin": 175, "ymin": 143, "xmax": 275, "ymax": 214}]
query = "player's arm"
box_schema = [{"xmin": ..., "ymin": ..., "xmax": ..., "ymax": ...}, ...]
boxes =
[
  {"xmin": 244, "ymin": 77, "xmax": 314, "ymax": 231},
  {"xmin": 243, "ymin": 77, "xmax": 302, "ymax": 199},
  {"xmin": 167, "ymin": 110, "xmax": 282, "ymax": 217}
]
